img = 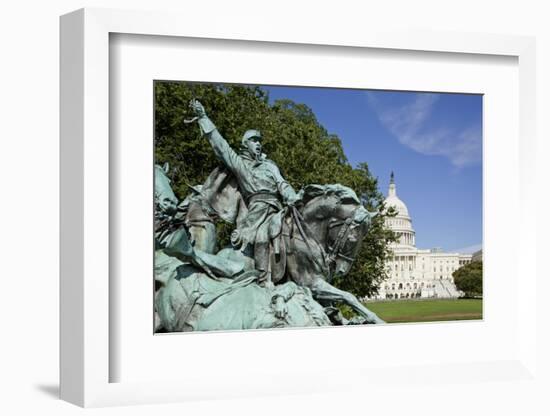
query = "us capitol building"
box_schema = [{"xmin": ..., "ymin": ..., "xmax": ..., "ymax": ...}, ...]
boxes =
[{"xmin": 371, "ymin": 173, "xmax": 473, "ymax": 300}]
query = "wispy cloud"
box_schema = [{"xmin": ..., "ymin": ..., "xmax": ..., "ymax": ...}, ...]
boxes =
[
  {"xmin": 366, "ymin": 92, "xmax": 481, "ymax": 168},
  {"xmin": 451, "ymin": 243, "xmax": 482, "ymax": 254}
]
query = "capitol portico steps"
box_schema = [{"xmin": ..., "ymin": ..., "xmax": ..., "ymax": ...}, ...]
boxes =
[{"xmin": 433, "ymin": 279, "xmax": 461, "ymax": 299}]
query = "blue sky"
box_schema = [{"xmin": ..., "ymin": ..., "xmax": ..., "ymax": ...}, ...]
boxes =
[{"xmin": 263, "ymin": 85, "xmax": 482, "ymax": 253}]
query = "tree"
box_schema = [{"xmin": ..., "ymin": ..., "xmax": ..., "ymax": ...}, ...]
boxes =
[
  {"xmin": 453, "ymin": 261, "xmax": 483, "ymax": 297},
  {"xmin": 155, "ymin": 81, "xmax": 396, "ymax": 297}
]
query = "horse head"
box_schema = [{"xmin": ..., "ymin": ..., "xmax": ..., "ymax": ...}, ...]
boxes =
[
  {"xmin": 155, "ymin": 163, "xmax": 178, "ymax": 216},
  {"xmin": 300, "ymin": 184, "xmax": 375, "ymax": 280}
]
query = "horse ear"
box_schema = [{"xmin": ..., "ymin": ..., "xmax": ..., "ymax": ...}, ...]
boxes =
[{"xmin": 163, "ymin": 162, "xmax": 170, "ymax": 174}]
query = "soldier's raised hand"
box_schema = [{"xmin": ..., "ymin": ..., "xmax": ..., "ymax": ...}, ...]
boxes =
[{"xmin": 189, "ymin": 99, "xmax": 206, "ymax": 118}]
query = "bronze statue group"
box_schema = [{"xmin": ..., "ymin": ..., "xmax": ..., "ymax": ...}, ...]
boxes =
[{"xmin": 154, "ymin": 100, "xmax": 384, "ymax": 332}]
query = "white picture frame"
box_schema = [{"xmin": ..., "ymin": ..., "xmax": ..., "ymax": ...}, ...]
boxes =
[{"xmin": 60, "ymin": 7, "xmax": 537, "ymax": 408}]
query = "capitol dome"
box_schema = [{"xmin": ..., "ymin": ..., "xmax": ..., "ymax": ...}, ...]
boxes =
[
  {"xmin": 385, "ymin": 190, "xmax": 409, "ymax": 217},
  {"xmin": 384, "ymin": 172, "xmax": 415, "ymax": 247}
]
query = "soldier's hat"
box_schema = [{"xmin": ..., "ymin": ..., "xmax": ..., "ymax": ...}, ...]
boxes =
[{"xmin": 241, "ymin": 129, "xmax": 262, "ymax": 145}]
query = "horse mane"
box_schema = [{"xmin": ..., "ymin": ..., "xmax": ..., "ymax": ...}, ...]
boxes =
[{"xmin": 301, "ymin": 184, "xmax": 361, "ymax": 206}]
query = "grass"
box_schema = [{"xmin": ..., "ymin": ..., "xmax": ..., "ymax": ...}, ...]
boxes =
[{"xmin": 363, "ymin": 298, "xmax": 483, "ymax": 324}]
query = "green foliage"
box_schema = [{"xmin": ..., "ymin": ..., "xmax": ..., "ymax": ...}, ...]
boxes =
[
  {"xmin": 155, "ymin": 82, "xmax": 396, "ymax": 297},
  {"xmin": 453, "ymin": 261, "xmax": 483, "ymax": 297}
]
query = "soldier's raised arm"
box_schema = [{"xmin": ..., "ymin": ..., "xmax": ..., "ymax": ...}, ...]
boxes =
[{"xmin": 188, "ymin": 100, "xmax": 247, "ymax": 177}]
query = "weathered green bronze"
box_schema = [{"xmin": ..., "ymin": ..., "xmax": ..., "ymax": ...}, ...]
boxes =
[{"xmin": 154, "ymin": 100, "xmax": 384, "ymax": 332}]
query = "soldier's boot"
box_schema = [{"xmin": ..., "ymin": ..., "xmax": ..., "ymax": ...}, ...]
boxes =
[{"xmin": 254, "ymin": 242, "xmax": 274, "ymax": 289}]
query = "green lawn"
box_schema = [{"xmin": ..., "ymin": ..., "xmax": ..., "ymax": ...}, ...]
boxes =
[{"xmin": 364, "ymin": 299, "xmax": 483, "ymax": 323}]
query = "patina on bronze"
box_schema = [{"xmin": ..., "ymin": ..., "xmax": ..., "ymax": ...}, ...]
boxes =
[{"xmin": 154, "ymin": 100, "xmax": 384, "ymax": 332}]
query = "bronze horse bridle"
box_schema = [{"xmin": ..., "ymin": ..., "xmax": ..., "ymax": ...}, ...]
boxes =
[{"xmin": 290, "ymin": 201, "xmax": 369, "ymax": 280}]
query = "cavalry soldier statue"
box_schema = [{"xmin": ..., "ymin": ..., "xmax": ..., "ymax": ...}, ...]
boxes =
[{"xmin": 187, "ymin": 99, "xmax": 300, "ymax": 287}]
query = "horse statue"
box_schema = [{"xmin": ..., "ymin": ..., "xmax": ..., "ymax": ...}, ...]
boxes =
[
  {"xmin": 277, "ymin": 184, "xmax": 384, "ymax": 324},
  {"xmin": 154, "ymin": 164, "xmax": 384, "ymax": 331}
]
